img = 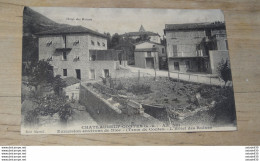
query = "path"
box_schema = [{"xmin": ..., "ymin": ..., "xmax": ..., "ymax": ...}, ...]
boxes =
[{"xmin": 124, "ymin": 65, "xmax": 228, "ymax": 86}]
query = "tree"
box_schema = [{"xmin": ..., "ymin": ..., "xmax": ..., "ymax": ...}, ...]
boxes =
[
  {"xmin": 104, "ymin": 32, "xmax": 112, "ymax": 49},
  {"xmin": 111, "ymin": 33, "xmax": 121, "ymax": 48},
  {"xmin": 27, "ymin": 60, "xmax": 54, "ymax": 91},
  {"xmin": 52, "ymin": 75, "xmax": 67, "ymax": 96},
  {"xmin": 217, "ymin": 59, "xmax": 232, "ymax": 86},
  {"xmin": 136, "ymin": 33, "xmax": 150, "ymax": 43}
]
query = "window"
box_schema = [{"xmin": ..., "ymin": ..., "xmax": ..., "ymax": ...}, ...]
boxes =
[
  {"xmin": 185, "ymin": 61, "xmax": 190, "ymax": 69},
  {"xmin": 90, "ymin": 54, "xmax": 96, "ymax": 61},
  {"xmin": 102, "ymin": 42, "xmax": 105, "ymax": 47},
  {"xmin": 174, "ymin": 62, "xmax": 180, "ymax": 71},
  {"xmin": 147, "ymin": 51, "xmax": 152, "ymax": 57},
  {"xmin": 97, "ymin": 42, "xmax": 100, "ymax": 46},
  {"xmin": 173, "ymin": 45, "xmax": 177, "ymax": 56},
  {"xmin": 91, "ymin": 40, "xmax": 95, "ymax": 46},
  {"xmin": 89, "ymin": 69, "xmax": 95, "ymax": 80},
  {"xmin": 62, "ymin": 52, "xmax": 67, "ymax": 60},
  {"xmin": 63, "ymin": 69, "xmax": 67, "ymax": 76},
  {"xmin": 73, "ymin": 40, "xmax": 79, "ymax": 46},
  {"xmin": 103, "ymin": 69, "xmax": 109, "ymax": 78},
  {"xmin": 162, "ymin": 48, "xmax": 165, "ymax": 53},
  {"xmin": 46, "ymin": 41, "xmax": 52, "ymax": 47}
]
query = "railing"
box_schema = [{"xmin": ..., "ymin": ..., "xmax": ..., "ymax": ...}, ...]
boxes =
[{"xmin": 170, "ymin": 51, "xmax": 207, "ymax": 58}]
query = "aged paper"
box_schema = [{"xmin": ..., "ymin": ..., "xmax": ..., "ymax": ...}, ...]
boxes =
[{"xmin": 21, "ymin": 7, "xmax": 237, "ymax": 134}]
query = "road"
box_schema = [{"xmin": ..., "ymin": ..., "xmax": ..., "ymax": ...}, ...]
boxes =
[{"xmin": 123, "ymin": 65, "xmax": 227, "ymax": 86}]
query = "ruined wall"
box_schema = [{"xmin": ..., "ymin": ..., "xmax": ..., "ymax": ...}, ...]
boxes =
[{"xmin": 79, "ymin": 84, "xmax": 159, "ymax": 125}]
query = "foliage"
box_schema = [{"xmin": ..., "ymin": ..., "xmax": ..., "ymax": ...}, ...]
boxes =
[
  {"xmin": 110, "ymin": 33, "xmax": 121, "ymax": 48},
  {"xmin": 52, "ymin": 75, "xmax": 67, "ymax": 95},
  {"xmin": 127, "ymin": 84, "xmax": 152, "ymax": 95},
  {"xmin": 27, "ymin": 60, "xmax": 54, "ymax": 90},
  {"xmin": 209, "ymin": 87, "xmax": 237, "ymax": 125},
  {"xmin": 24, "ymin": 93, "xmax": 73, "ymax": 125},
  {"xmin": 217, "ymin": 59, "xmax": 232, "ymax": 86},
  {"xmin": 115, "ymin": 81, "xmax": 124, "ymax": 90},
  {"xmin": 59, "ymin": 104, "xmax": 73, "ymax": 123},
  {"xmin": 135, "ymin": 33, "xmax": 151, "ymax": 42}
]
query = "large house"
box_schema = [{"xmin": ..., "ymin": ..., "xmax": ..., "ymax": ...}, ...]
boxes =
[
  {"xmin": 122, "ymin": 25, "xmax": 161, "ymax": 44},
  {"xmin": 164, "ymin": 22, "xmax": 229, "ymax": 74},
  {"xmin": 36, "ymin": 25, "xmax": 126, "ymax": 81},
  {"xmin": 134, "ymin": 41, "xmax": 166, "ymax": 70}
]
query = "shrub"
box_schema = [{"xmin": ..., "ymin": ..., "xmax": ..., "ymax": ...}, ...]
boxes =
[
  {"xmin": 115, "ymin": 81, "xmax": 124, "ymax": 90},
  {"xmin": 59, "ymin": 104, "xmax": 73, "ymax": 123},
  {"xmin": 127, "ymin": 84, "xmax": 152, "ymax": 95}
]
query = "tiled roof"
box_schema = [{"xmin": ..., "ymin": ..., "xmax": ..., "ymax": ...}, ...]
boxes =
[
  {"xmin": 89, "ymin": 49, "xmax": 126, "ymax": 60},
  {"xmin": 63, "ymin": 77, "xmax": 80, "ymax": 87},
  {"xmin": 122, "ymin": 31, "xmax": 160, "ymax": 37},
  {"xmin": 133, "ymin": 40, "xmax": 163, "ymax": 46},
  {"xmin": 35, "ymin": 25, "xmax": 107, "ymax": 38},
  {"xmin": 164, "ymin": 22, "xmax": 226, "ymax": 31},
  {"xmin": 135, "ymin": 48, "xmax": 158, "ymax": 52}
]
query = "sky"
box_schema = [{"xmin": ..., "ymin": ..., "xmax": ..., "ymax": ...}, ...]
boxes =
[{"xmin": 31, "ymin": 7, "xmax": 225, "ymax": 36}]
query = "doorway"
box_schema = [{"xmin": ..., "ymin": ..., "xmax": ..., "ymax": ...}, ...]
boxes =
[
  {"xmin": 174, "ymin": 62, "xmax": 180, "ymax": 71},
  {"xmin": 104, "ymin": 69, "xmax": 109, "ymax": 78},
  {"xmin": 146, "ymin": 58, "xmax": 154, "ymax": 69},
  {"xmin": 75, "ymin": 69, "xmax": 81, "ymax": 80}
]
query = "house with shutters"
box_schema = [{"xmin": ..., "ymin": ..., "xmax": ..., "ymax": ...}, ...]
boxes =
[
  {"xmin": 164, "ymin": 22, "xmax": 230, "ymax": 74},
  {"xmin": 133, "ymin": 41, "xmax": 166, "ymax": 70},
  {"xmin": 36, "ymin": 25, "xmax": 126, "ymax": 81}
]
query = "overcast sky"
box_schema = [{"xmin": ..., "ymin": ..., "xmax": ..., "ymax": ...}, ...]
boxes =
[{"xmin": 31, "ymin": 7, "xmax": 225, "ymax": 36}]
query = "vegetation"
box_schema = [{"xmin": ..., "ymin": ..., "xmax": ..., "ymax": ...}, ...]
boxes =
[
  {"xmin": 23, "ymin": 60, "xmax": 73, "ymax": 125},
  {"xmin": 217, "ymin": 59, "xmax": 232, "ymax": 86},
  {"xmin": 127, "ymin": 84, "xmax": 152, "ymax": 95}
]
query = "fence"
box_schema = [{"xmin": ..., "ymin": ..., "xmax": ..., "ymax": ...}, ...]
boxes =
[{"xmin": 169, "ymin": 71, "xmax": 226, "ymax": 86}]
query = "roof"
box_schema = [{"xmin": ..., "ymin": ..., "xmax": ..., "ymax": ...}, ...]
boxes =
[
  {"xmin": 63, "ymin": 77, "xmax": 80, "ymax": 87},
  {"xmin": 89, "ymin": 49, "xmax": 126, "ymax": 61},
  {"xmin": 139, "ymin": 25, "xmax": 146, "ymax": 32},
  {"xmin": 164, "ymin": 22, "xmax": 226, "ymax": 31},
  {"xmin": 135, "ymin": 48, "xmax": 158, "ymax": 52},
  {"xmin": 133, "ymin": 40, "xmax": 164, "ymax": 46},
  {"xmin": 122, "ymin": 31, "xmax": 160, "ymax": 37},
  {"xmin": 35, "ymin": 25, "xmax": 107, "ymax": 38}
]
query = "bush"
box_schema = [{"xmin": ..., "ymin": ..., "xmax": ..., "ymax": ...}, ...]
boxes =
[
  {"xmin": 127, "ymin": 84, "xmax": 152, "ymax": 95},
  {"xmin": 59, "ymin": 104, "xmax": 73, "ymax": 123},
  {"xmin": 115, "ymin": 81, "xmax": 124, "ymax": 90}
]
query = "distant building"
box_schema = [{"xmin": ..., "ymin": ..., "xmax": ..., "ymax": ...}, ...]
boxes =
[
  {"xmin": 36, "ymin": 25, "xmax": 125, "ymax": 81},
  {"xmin": 122, "ymin": 25, "xmax": 161, "ymax": 44},
  {"xmin": 134, "ymin": 41, "xmax": 166, "ymax": 70},
  {"xmin": 164, "ymin": 22, "xmax": 229, "ymax": 74}
]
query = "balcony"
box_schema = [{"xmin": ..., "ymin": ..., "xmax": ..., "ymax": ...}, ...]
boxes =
[{"xmin": 170, "ymin": 51, "xmax": 208, "ymax": 58}]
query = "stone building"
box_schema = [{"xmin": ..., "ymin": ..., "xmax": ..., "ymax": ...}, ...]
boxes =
[
  {"xmin": 134, "ymin": 41, "xmax": 166, "ymax": 70},
  {"xmin": 164, "ymin": 22, "xmax": 229, "ymax": 74},
  {"xmin": 36, "ymin": 25, "xmax": 124, "ymax": 81},
  {"xmin": 122, "ymin": 25, "xmax": 161, "ymax": 44}
]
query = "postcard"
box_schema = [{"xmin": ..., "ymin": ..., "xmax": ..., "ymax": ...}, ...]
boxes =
[{"xmin": 21, "ymin": 7, "xmax": 237, "ymax": 134}]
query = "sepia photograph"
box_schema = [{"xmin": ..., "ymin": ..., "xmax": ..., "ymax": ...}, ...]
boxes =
[{"xmin": 21, "ymin": 7, "xmax": 237, "ymax": 134}]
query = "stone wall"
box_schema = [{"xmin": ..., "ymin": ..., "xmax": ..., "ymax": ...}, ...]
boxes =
[{"xmin": 79, "ymin": 84, "xmax": 160, "ymax": 125}]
